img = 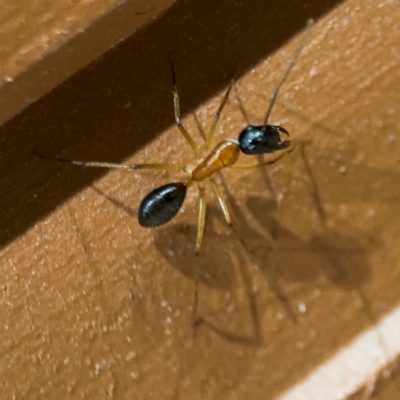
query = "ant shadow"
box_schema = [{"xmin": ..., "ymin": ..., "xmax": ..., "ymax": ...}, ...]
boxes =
[
  {"xmin": 243, "ymin": 196, "xmax": 371, "ymax": 291},
  {"xmin": 297, "ymin": 144, "xmax": 379, "ymax": 292},
  {"xmin": 153, "ymin": 212, "xmax": 263, "ymax": 345},
  {"xmin": 241, "ymin": 144, "xmax": 374, "ymax": 293}
]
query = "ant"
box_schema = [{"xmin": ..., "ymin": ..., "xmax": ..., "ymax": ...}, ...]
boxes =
[{"xmin": 57, "ymin": 19, "xmax": 314, "ymax": 255}]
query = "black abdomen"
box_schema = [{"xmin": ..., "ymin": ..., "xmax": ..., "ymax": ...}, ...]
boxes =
[{"xmin": 138, "ymin": 183, "xmax": 187, "ymax": 227}]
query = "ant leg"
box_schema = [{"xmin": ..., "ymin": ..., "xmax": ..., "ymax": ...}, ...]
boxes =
[
  {"xmin": 209, "ymin": 178, "xmax": 232, "ymax": 226},
  {"xmin": 55, "ymin": 157, "xmax": 186, "ymax": 172},
  {"xmin": 233, "ymin": 85, "xmax": 251, "ymax": 125},
  {"xmin": 170, "ymin": 63, "xmax": 201, "ymax": 157},
  {"xmin": 192, "ymin": 183, "xmax": 207, "ymax": 328},
  {"xmin": 210, "ymin": 177, "xmax": 248, "ymax": 248},
  {"xmin": 195, "ymin": 183, "xmax": 207, "ymax": 255},
  {"xmin": 233, "ymin": 144, "xmax": 297, "ymax": 171},
  {"xmin": 206, "ymin": 86, "xmax": 232, "ymax": 150},
  {"xmin": 264, "ymin": 19, "xmax": 314, "ymax": 126}
]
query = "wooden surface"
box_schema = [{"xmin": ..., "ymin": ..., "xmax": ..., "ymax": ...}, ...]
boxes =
[{"xmin": 1, "ymin": 0, "xmax": 400, "ymax": 399}]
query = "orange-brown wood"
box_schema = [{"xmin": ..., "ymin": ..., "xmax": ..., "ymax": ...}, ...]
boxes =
[{"xmin": 1, "ymin": 0, "xmax": 400, "ymax": 399}]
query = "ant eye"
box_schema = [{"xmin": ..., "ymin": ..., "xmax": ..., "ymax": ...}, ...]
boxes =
[
  {"xmin": 238, "ymin": 125, "xmax": 290, "ymax": 155},
  {"xmin": 138, "ymin": 183, "xmax": 187, "ymax": 227}
]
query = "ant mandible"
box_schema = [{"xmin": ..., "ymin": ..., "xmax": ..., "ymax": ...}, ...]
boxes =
[{"xmin": 59, "ymin": 20, "xmax": 313, "ymax": 254}]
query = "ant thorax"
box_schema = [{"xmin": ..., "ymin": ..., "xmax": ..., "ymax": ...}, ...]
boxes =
[{"xmin": 191, "ymin": 139, "xmax": 241, "ymax": 182}]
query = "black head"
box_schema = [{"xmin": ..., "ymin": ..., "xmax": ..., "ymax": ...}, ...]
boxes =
[{"xmin": 238, "ymin": 125, "xmax": 290, "ymax": 155}]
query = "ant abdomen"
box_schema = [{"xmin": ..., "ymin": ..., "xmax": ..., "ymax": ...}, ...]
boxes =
[
  {"xmin": 238, "ymin": 125, "xmax": 291, "ymax": 155},
  {"xmin": 138, "ymin": 182, "xmax": 187, "ymax": 227}
]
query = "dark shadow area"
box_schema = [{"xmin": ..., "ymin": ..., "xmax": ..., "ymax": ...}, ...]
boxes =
[{"xmin": 0, "ymin": 0, "xmax": 345, "ymax": 248}]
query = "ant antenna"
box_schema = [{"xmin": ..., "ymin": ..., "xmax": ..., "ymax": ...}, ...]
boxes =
[{"xmin": 263, "ymin": 19, "xmax": 314, "ymax": 126}]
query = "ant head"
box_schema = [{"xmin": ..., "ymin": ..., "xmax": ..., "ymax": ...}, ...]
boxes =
[{"xmin": 238, "ymin": 125, "xmax": 290, "ymax": 155}]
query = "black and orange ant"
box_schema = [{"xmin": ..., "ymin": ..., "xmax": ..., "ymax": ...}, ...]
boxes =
[{"xmin": 57, "ymin": 20, "xmax": 313, "ymax": 255}]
